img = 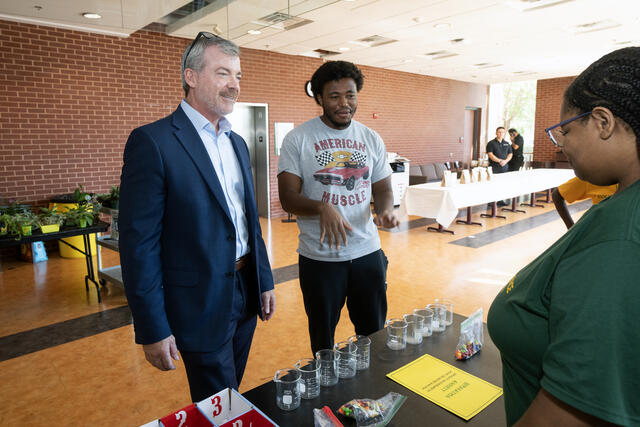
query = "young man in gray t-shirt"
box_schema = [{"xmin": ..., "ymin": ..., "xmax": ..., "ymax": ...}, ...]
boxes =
[{"xmin": 278, "ymin": 61, "xmax": 399, "ymax": 354}]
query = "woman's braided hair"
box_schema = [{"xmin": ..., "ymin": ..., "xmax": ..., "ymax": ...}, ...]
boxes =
[{"xmin": 565, "ymin": 47, "xmax": 640, "ymax": 156}]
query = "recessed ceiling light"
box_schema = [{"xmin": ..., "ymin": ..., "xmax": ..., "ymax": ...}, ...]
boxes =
[
  {"xmin": 403, "ymin": 58, "xmax": 413, "ymax": 63},
  {"xmin": 82, "ymin": 12, "xmax": 101, "ymax": 19},
  {"xmin": 413, "ymin": 17, "xmax": 424, "ymax": 24},
  {"xmin": 450, "ymin": 38, "xmax": 467, "ymax": 44},
  {"xmin": 247, "ymin": 29, "xmax": 262, "ymax": 35},
  {"xmin": 434, "ymin": 23, "xmax": 451, "ymax": 29},
  {"xmin": 339, "ymin": 47, "xmax": 350, "ymax": 51}
]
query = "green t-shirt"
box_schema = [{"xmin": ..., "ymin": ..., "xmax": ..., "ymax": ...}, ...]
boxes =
[{"xmin": 488, "ymin": 179, "xmax": 640, "ymax": 426}]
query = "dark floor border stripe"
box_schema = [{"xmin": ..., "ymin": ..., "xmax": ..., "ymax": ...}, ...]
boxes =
[
  {"xmin": 449, "ymin": 200, "xmax": 592, "ymax": 248},
  {"xmin": 272, "ymin": 263, "xmax": 298, "ymax": 284},
  {"xmin": 0, "ymin": 305, "xmax": 133, "ymax": 362}
]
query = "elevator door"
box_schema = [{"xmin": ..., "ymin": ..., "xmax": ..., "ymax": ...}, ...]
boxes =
[{"xmin": 226, "ymin": 103, "xmax": 269, "ymax": 217}]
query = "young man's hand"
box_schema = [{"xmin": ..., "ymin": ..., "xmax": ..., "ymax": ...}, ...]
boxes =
[
  {"xmin": 318, "ymin": 203, "xmax": 353, "ymax": 248},
  {"xmin": 374, "ymin": 210, "xmax": 399, "ymax": 228}
]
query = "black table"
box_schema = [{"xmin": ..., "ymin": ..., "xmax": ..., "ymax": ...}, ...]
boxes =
[
  {"xmin": 0, "ymin": 222, "xmax": 109, "ymax": 302},
  {"xmin": 243, "ymin": 313, "xmax": 505, "ymax": 426}
]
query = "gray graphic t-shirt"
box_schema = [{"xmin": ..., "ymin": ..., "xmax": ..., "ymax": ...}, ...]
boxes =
[{"xmin": 278, "ymin": 117, "xmax": 392, "ymax": 261}]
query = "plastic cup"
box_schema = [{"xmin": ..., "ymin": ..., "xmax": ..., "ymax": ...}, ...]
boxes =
[
  {"xmin": 348, "ymin": 335, "xmax": 371, "ymax": 370},
  {"xmin": 414, "ymin": 308, "xmax": 433, "ymax": 337},
  {"xmin": 333, "ymin": 341, "xmax": 357, "ymax": 378},
  {"xmin": 427, "ymin": 303, "xmax": 447, "ymax": 332},
  {"xmin": 294, "ymin": 358, "xmax": 320, "ymax": 399},
  {"xmin": 436, "ymin": 298, "xmax": 454, "ymax": 326},
  {"xmin": 274, "ymin": 368, "xmax": 301, "ymax": 411},
  {"xmin": 385, "ymin": 318, "xmax": 407, "ymax": 350},
  {"xmin": 403, "ymin": 313, "xmax": 424, "ymax": 344},
  {"xmin": 315, "ymin": 349, "xmax": 339, "ymax": 387}
]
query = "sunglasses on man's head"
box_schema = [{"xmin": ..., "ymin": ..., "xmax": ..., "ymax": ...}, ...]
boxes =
[{"xmin": 183, "ymin": 31, "xmax": 223, "ymax": 70}]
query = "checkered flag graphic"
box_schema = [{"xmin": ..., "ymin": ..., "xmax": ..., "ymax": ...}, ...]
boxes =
[
  {"xmin": 315, "ymin": 151, "xmax": 335, "ymax": 167},
  {"xmin": 350, "ymin": 151, "xmax": 367, "ymax": 165}
]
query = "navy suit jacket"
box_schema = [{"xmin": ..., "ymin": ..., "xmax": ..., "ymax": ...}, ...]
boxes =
[{"xmin": 119, "ymin": 105, "xmax": 274, "ymax": 352}]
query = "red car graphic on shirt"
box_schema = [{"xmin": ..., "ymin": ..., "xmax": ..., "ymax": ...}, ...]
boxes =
[{"xmin": 313, "ymin": 161, "xmax": 370, "ymax": 191}]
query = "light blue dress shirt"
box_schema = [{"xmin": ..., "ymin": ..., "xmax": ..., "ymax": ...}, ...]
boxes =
[{"xmin": 180, "ymin": 100, "xmax": 249, "ymax": 259}]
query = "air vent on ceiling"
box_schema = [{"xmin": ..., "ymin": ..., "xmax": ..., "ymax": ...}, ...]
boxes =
[
  {"xmin": 253, "ymin": 12, "xmax": 312, "ymax": 31},
  {"xmin": 349, "ymin": 35, "xmax": 397, "ymax": 48},
  {"xmin": 473, "ymin": 63, "xmax": 502, "ymax": 69},
  {"xmin": 570, "ymin": 19, "xmax": 621, "ymax": 34},
  {"xmin": 300, "ymin": 49, "xmax": 341, "ymax": 58},
  {"xmin": 508, "ymin": 0, "xmax": 576, "ymax": 12},
  {"xmin": 423, "ymin": 50, "xmax": 459, "ymax": 60},
  {"xmin": 433, "ymin": 53, "xmax": 459, "ymax": 60},
  {"xmin": 315, "ymin": 49, "xmax": 340, "ymax": 57}
]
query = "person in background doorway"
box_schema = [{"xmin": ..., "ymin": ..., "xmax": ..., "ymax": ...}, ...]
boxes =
[
  {"xmin": 552, "ymin": 177, "xmax": 617, "ymax": 229},
  {"xmin": 488, "ymin": 46, "xmax": 640, "ymax": 426},
  {"xmin": 119, "ymin": 32, "xmax": 275, "ymax": 403},
  {"xmin": 277, "ymin": 60, "xmax": 398, "ymax": 355},
  {"xmin": 508, "ymin": 128, "xmax": 524, "ymax": 172}
]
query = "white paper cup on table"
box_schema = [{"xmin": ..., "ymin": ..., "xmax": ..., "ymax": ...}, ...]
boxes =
[
  {"xmin": 385, "ymin": 318, "xmax": 407, "ymax": 350},
  {"xmin": 315, "ymin": 349, "xmax": 339, "ymax": 387},
  {"xmin": 333, "ymin": 341, "xmax": 357, "ymax": 378},
  {"xmin": 403, "ymin": 313, "xmax": 424, "ymax": 344},
  {"xmin": 436, "ymin": 298, "xmax": 454, "ymax": 326},
  {"xmin": 294, "ymin": 358, "xmax": 320, "ymax": 399},
  {"xmin": 414, "ymin": 308, "xmax": 433, "ymax": 337},
  {"xmin": 427, "ymin": 303, "xmax": 447, "ymax": 332},
  {"xmin": 348, "ymin": 334, "xmax": 371, "ymax": 370},
  {"xmin": 274, "ymin": 368, "xmax": 301, "ymax": 411}
]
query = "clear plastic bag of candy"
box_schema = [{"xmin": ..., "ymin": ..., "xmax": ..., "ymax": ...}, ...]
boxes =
[
  {"xmin": 455, "ymin": 308, "xmax": 484, "ymax": 360},
  {"xmin": 338, "ymin": 392, "xmax": 406, "ymax": 426},
  {"xmin": 314, "ymin": 406, "xmax": 344, "ymax": 427}
]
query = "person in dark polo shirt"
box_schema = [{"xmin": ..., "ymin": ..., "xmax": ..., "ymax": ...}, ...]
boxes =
[
  {"xmin": 508, "ymin": 128, "xmax": 524, "ymax": 172},
  {"xmin": 486, "ymin": 126, "xmax": 513, "ymax": 206},
  {"xmin": 486, "ymin": 126, "xmax": 513, "ymax": 174}
]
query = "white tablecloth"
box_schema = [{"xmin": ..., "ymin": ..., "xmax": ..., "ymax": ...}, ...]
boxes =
[{"xmin": 400, "ymin": 169, "xmax": 575, "ymax": 227}]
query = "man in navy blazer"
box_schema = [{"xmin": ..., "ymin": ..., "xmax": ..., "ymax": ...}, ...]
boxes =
[{"xmin": 119, "ymin": 32, "xmax": 276, "ymax": 402}]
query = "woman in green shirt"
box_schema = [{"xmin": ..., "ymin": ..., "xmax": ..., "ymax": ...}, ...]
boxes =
[{"xmin": 488, "ymin": 47, "xmax": 640, "ymax": 426}]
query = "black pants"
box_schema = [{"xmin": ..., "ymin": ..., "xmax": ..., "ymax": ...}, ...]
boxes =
[
  {"xmin": 491, "ymin": 164, "xmax": 509, "ymax": 174},
  {"xmin": 509, "ymin": 159, "xmax": 523, "ymax": 172},
  {"xmin": 299, "ymin": 249, "xmax": 388, "ymax": 355},
  {"xmin": 180, "ymin": 266, "xmax": 257, "ymax": 403}
]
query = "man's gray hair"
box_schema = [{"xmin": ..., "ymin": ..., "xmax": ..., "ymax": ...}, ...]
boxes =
[{"xmin": 181, "ymin": 34, "xmax": 240, "ymax": 96}]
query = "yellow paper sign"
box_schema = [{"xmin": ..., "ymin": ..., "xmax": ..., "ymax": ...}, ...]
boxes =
[{"xmin": 387, "ymin": 354, "xmax": 502, "ymax": 421}]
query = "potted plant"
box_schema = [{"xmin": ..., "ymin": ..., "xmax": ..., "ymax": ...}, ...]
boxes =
[
  {"xmin": 38, "ymin": 206, "xmax": 63, "ymax": 233},
  {"xmin": 68, "ymin": 184, "xmax": 102, "ymax": 227},
  {"xmin": 64, "ymin": 204, "xmax": 98, "ymax": 228},
  {"xmin": 98, "ymin": 185, "xmax": 119, "ymax": 210},
  {"xmin": 5, "ymin": 211, "xmax": 38, "ymax": 238},
  {"xmin": 0, "ymin": 199, "xmax": 30, "ymax": 215},
  {"xmin": 0, "ymin": 213, "xmax": 11, "ymax": 236},
  {"xmin": 109, "ymin": 185, "xmax": 119, "ymax": 209}
]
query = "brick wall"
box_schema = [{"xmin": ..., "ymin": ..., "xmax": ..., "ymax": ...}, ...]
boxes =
[
  {"xmin": 1, "ymin": 20, "xmax": 487, "ymax": 217},
  {"xmin": 533, "ymin": 76, "xmax": 575, "ymax": 162}
]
